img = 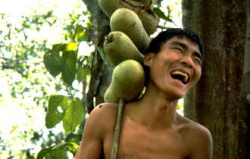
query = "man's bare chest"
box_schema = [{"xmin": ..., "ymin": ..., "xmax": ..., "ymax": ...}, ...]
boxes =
[
  {"xmin": 118, "ymin": 128, "xmax": 188, "ymax": 158},
  {"xmin": 104, "ymin": 118, "xmax": 190, "ymax": 159}
]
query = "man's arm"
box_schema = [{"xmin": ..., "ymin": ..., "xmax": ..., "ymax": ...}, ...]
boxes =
[
  {"xmin": 75, "ymin": 106, "xmax": 105, "ymax": 159},
  {"xmin": 190, "ymin": 125, "xmax": 213, "ymax": 159}
]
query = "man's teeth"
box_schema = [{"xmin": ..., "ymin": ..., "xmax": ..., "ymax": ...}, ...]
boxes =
[{"xmin": 171, "ymin": 70, "xmax": 189, "ymax": 83}]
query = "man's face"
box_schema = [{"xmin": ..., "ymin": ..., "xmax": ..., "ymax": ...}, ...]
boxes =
[{"xmin": 144, "ymin": 36, "xmax": 202, "ymax": 100}]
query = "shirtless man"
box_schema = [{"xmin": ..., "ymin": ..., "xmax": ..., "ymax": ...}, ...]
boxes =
[{"xmin": 75, "ymin": 28, "xmax": 213, "ymax": 159}]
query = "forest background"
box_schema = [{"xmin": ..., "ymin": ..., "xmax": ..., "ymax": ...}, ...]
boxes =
[{"xmin": 0, "ymin": 0, "xmax": 249, "ymax": 159}]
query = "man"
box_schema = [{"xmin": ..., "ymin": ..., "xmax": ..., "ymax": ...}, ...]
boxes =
[{"xmin": 75, "ymin": 28, "xmax": 213, "ymax": 159}]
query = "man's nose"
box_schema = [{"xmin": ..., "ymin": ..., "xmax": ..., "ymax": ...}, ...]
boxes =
[{"xmin": 180, "ymin": 55, "xmax": 194, "ymax": 68}]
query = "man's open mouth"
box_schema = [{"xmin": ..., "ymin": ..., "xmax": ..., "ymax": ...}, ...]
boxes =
[{"xmin": 171, "ymin": 70, "xmax": 189, "ymax": 84}]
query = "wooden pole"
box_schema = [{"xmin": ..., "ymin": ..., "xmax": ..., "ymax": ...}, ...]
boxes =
[{"xmin": 111, "ymin": 99, "xmax": 125, "ymax": 159}]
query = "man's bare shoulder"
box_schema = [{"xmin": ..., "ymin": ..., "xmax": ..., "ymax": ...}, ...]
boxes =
[
  {"xmin": 75, "ymin": 103, "xmax": 118, "ymax": 159},
  {"xmin": 86, "ymin": 103, "xmax": 119, "ymax": 130},
  {"xmin": 88, "ymin": 103, "xmax": 119, "ymax": 120},
  {"xmin": 90, "ymin": 103, "xmax": 119, "ymax": 117},
  {"xmin": 176, "ymin": 113, "xmax": 212, "ymax": 139},
  {"xmin": 176, "ymin": 114, "xmax": 213, "ymax": 158}
]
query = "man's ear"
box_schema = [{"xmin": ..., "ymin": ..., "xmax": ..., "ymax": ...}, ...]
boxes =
[{"xmin": 144, "ymin": 53, "xmax": 155, "ymax": 66}]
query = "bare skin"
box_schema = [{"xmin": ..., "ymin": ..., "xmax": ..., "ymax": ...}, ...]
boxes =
[{"xmin": 75, "ymin": 37, "xmax": 213, "ymax": 159}]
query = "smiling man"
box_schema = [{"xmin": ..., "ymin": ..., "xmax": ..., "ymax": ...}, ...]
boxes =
[{"xmin": 75, "ymin": 28, "xmax": 213, "ymax": 159}]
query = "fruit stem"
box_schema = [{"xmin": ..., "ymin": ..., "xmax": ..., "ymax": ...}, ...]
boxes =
[{"xmin": 111, "ymin": 98, "xmax": 125, "ymax": 159}]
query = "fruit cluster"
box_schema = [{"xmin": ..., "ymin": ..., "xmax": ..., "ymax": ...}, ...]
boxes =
[{"xmin": 98, "ymin": 0, "xmax": 159, "ymax": 103}]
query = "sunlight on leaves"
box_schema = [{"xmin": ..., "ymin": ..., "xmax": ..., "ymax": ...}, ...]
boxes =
[
  {"xmin": 45, "ymin": 95, "xmax": 68, "ymax": 128},
  {"xmin": 66, "ymin": 42, "xmax": 79, "ymax": 51},
  {"xmin": 63, "ymin": 98, "xmax": 84, "ymax": 134}
]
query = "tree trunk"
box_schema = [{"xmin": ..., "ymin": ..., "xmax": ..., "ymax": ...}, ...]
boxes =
[
  {"xmin": 83, "ymin": 0, "xmax": 112, "ymax": 114},
  {"xmin": 182, "ymin": 0, "xmax": 248, "ymax": 158},
  {"xmin": 243, "ymin": 1, "xmax": 250, "ymax": 159}
]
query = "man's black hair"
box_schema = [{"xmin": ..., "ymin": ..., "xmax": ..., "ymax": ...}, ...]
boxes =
[{"xmin": 144, "ymin": 28, "xmax": 204, "ymax": 56}]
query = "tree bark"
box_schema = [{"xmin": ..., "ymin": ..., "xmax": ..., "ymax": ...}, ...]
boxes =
[
  {"xmin": 243, "ymin": 1, "xmax": 250, "ymax": 158},
  {"xmin": 182, "ymin": 0, "xmax": 248, "ymax": 158},
  {"xmin": 83, "ymin": 0, "xmax": 112, "ymax": 114}
]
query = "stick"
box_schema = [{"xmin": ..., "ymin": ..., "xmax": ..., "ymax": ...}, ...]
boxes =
[{"xmin": 111, "ymin": 98, "xmax": 125, "ymax": 159}]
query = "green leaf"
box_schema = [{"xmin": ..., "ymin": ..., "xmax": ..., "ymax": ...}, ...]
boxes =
[
  {"xmin": 44, "ymin": 43, "xmax": 78, "ymax": 85},
  {"xmin": 76, "ymin": 67, "xmax": 89, "ymax": 82},
  {"xmin": 36, "ymin": 147, "xmax": 52, "ymax": 159},
  {"xmin": 43, "ymin": 44, "xmax": 67, "ymax": 76},
  {"xmin": 45, "ymin": 95, "xmax": 67, "ymax": 128},
  {"xmin": 43, "ymin": 50, "xmax": 63, "ymax": 77},
  {"xmin": 74, "ymin": 25, "xmax": 89, "ymax": 42},
  {"xmin": 62, "ymin": 51, "xmax": 77, "ymax": 86},
  {"xmin": 52, "ymin": 44, "xmax": 66, "ymax": 51},
  {"xmin": 44, "ymin": 150, "xmax": 68, "ymax": 159},
  {"xmin": 153, "ymin": 8, "xmax": 174, "ymax": 23},
  {"xmin": 66, "ymin": 133, "xmax": 82, "ymax": 143},
  {"xmin": 66, "ymin": 42, "xmax": 78, "ymax": 51},
  {"xmin": 36, "ymin": 142, "xmax": 79, "ymax": 159},
  {"xmin": 53, "ymin": 141, "xmax": 79, "ymax": 155},
  {"xmin": 86, "ymin": 19, "xmax": 95, "ymax": 29},
  {"xmin": 63, "ymin": 98, "xmax": 84, "ymax": 134},
  {"xmin": 65, "ymin": 141, "xmax": 79, "ymax": 155}
]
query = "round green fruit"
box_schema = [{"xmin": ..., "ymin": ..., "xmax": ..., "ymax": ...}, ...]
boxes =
[
  {"xmin": 104, "ymin": 31, "xmax": 144, "ymax": 67},
  {"xmin": 98, "ymin": 0, "xmax": 159, "ymax": 35},
  {"xmin": 104, "ymin": 60, "xmax": 145, "ymax": 103},
  {"xmin": 110, "ymin": 8, "xmax": 150, "ymax": 52}
]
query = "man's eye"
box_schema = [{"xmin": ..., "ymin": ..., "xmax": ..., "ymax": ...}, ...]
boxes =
[
  {"xmin": 194, "ymin": 58, "xmax": 202, "ymax": 65},
  {"xmin": 174, "ymin": 48, "xmax": 183, "ymax": 53},
  {"xmin": 193, "ymin": 52, "xmax": 202, "ymax": 65}
]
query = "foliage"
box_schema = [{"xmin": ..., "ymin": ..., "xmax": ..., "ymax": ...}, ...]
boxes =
[
  {"xmin": 36, "ymin": 2, "xmax": 95, "ymax": 158},
  {"xmin": 37, "ymin": 141, "xmax": 79, "ymax": 159},
  {"xmin": 0, "ymin": 0, "xmax": 90, "ymax": 158},
  {"xmin": 0, "ymin": 10, "xmax": 61, "ymax": 158}
]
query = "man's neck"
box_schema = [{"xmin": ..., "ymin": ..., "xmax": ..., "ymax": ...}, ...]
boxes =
[{"xmin": 128, "ymin": 85, "xmax": 180, "ymax": 131}]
